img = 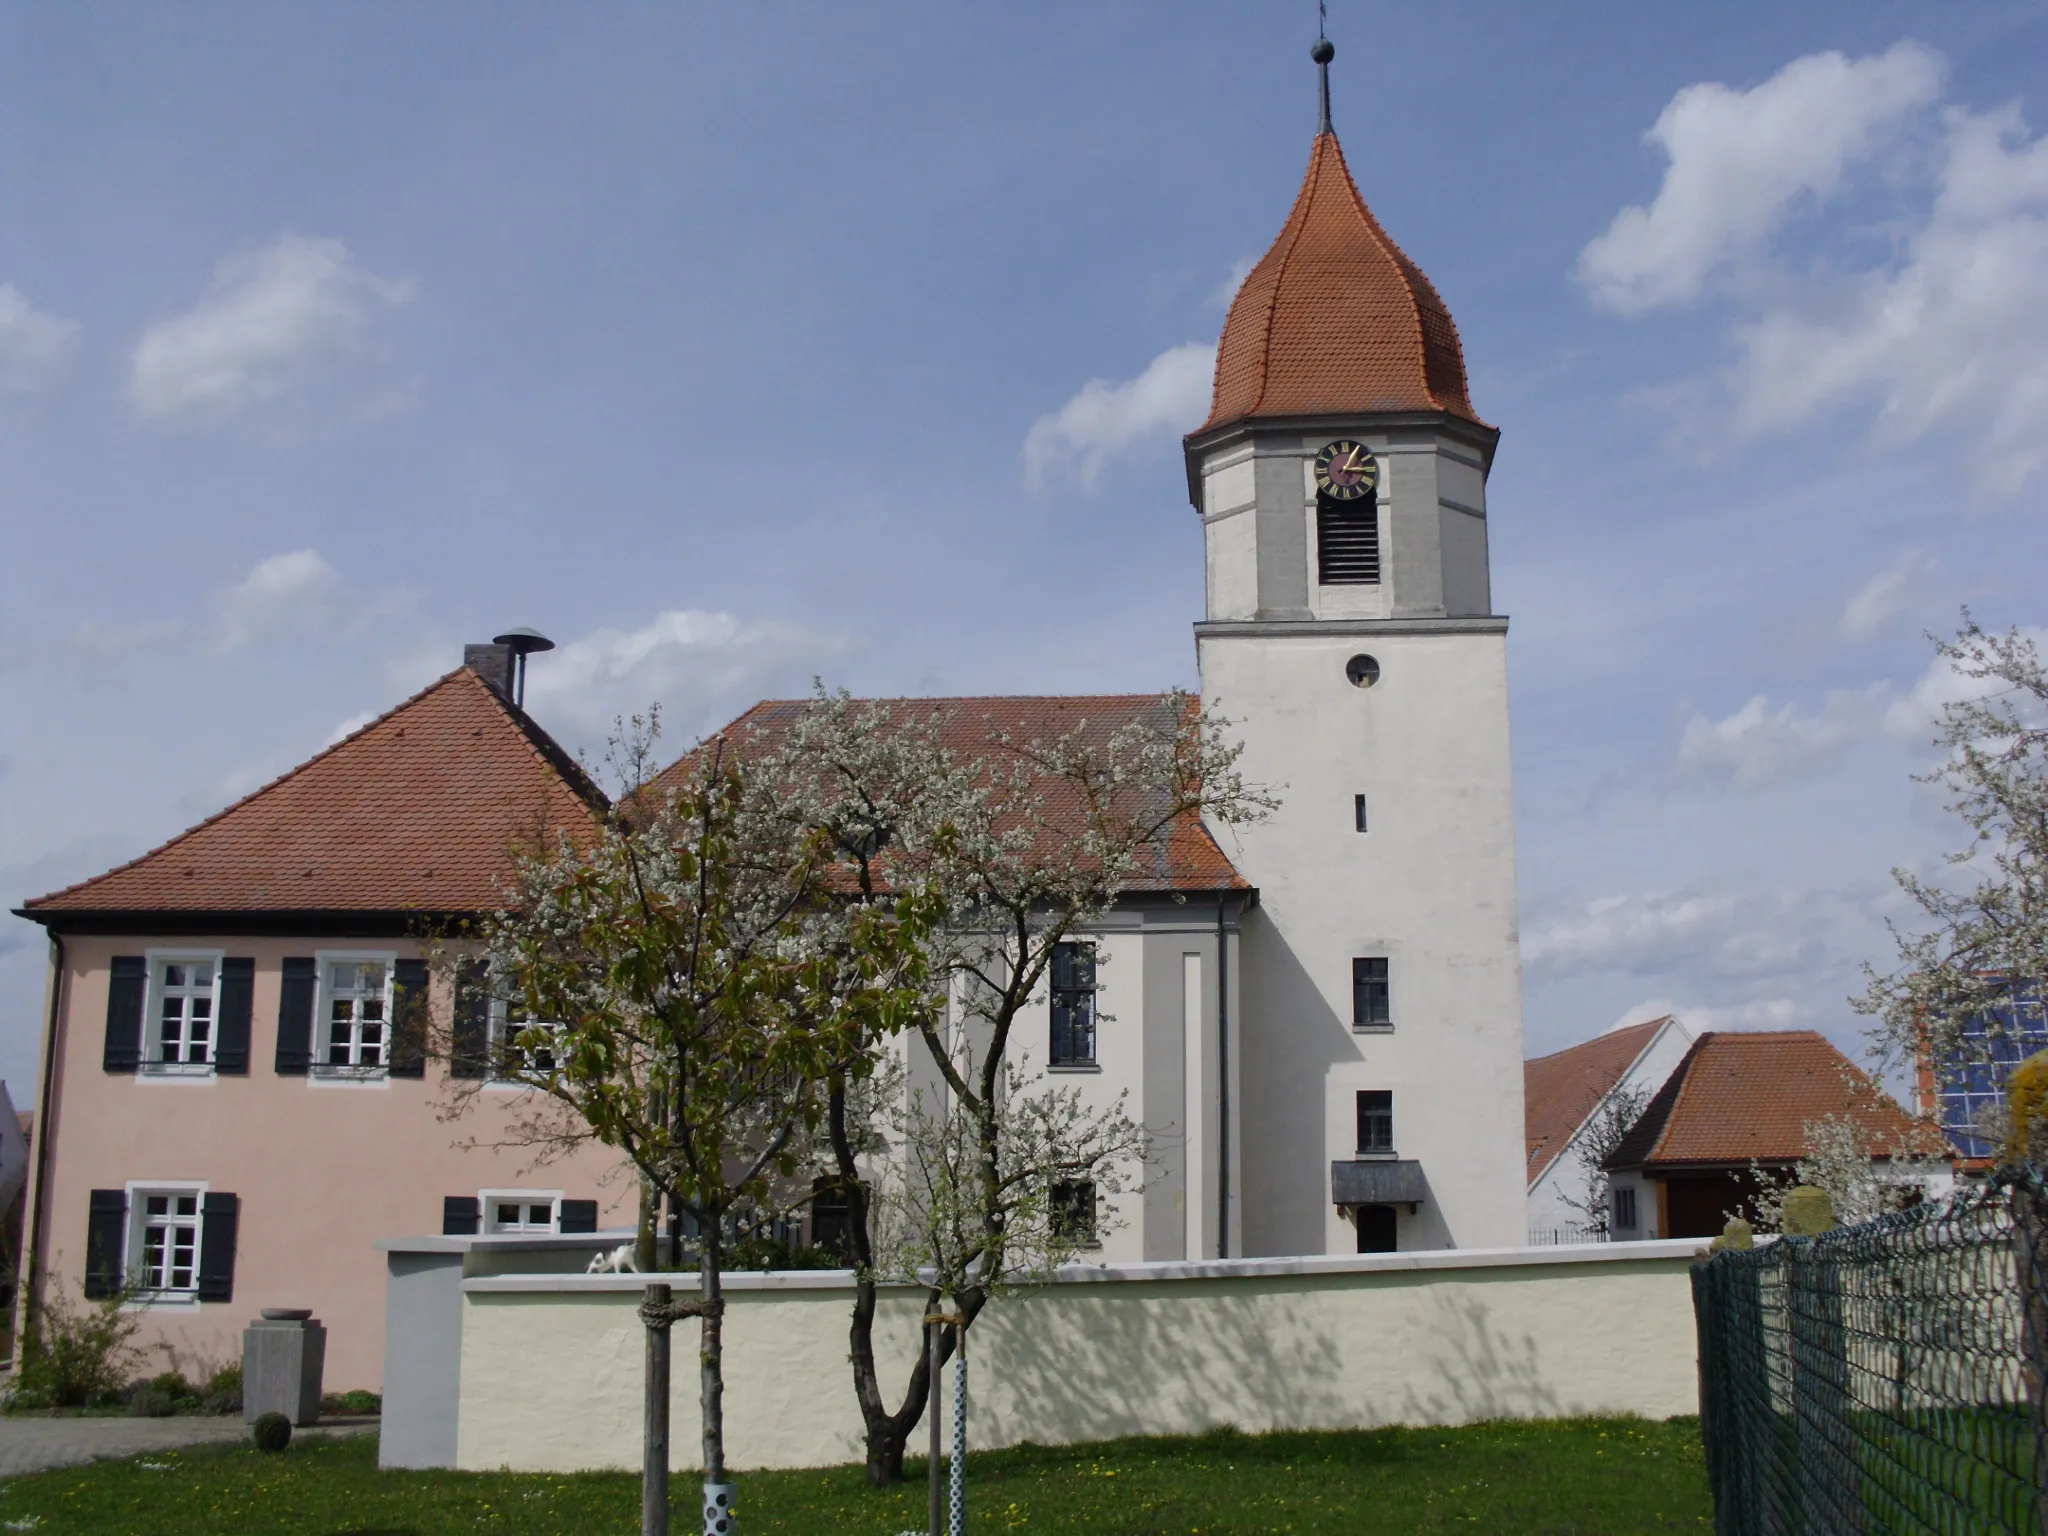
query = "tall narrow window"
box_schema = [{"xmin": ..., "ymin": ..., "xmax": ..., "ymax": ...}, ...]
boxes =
[
  {"xmin": 1354, "ymin": 793, "xmax": 1369, "ymax": 833},
  {"xmin": 1050, "ymin": 942, "xmax": 1096, "ymax": 1066},
  {"xmin": 1050, "ymin": 1181, "xmax": 1098, "ymax": 1246},
  {"xmin": 1317, "ymin": 489, "xmax": 1380, "ymax": 585},
  {"xmin": 1613, "ymin": 1187, "xmax": 1638, "ymax": 1232},
  {"xmin": 1356, "ymin": 1090, "xmax": 1394, "ymax": 1155},
  {"xmin": 324, "ymin": 959, "xmax": 389, "ymax": 1070},
  {"xmin": 1352, "ymin": 957, "xmax": 1391, "ymax": 1028},
  {"xmin": 153, "ymin": 958, "xmax": 216, "ymax": 1066}
]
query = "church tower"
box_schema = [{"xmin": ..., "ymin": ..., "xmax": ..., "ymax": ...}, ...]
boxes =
[{"xmin": 1187, "ymin": 39, "xmax": 1526, "ymax": 1255}]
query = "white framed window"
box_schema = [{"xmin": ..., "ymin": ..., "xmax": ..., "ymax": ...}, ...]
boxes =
[
  {"xmin": 145, "ymin": 952, "xmax": 222, "ymax": 1071},
  {"xmin": 317, "ymin": 953, "xmax": 394, "ymax": 1074},
  {"xmin": 125, "ymin": 1181, "xmax": 206, "ymax": 1297},
  {"xmin": 480, "ymin": 1189, "xmax": 561, "ymax": 1234},
  {"xmin": 488, "ymin": 996, "xmax": 562, "ymax": 1082}
]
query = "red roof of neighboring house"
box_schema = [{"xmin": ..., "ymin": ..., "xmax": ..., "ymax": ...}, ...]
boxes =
[
  {"xmin": 1196, "ymin": 130, "xmax": 1484, "ymax": 436},
  {"xmin": 655, "ymin": 695, "xmax": 1249, "ymax": 895},
  {"xmin": 1524, "ymin": 1018, "xmax": 1666, "ymax": 1184},
  {"xmin": 1608, "ymin": 1031, "xmax": 1947, "ymax": 1171},
  {"xmin": 19, "ymin": 668, "xmax": 605, "ymax": 918}
]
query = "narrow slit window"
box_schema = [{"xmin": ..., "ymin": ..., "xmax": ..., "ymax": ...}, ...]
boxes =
[
  {"xmin": 1354, "ymin": 793, "xmax": 1368, "ymax": 833},
  {"xmin": 1317, "ymin": 490, "xmax": 1380, "ymax": 586}
]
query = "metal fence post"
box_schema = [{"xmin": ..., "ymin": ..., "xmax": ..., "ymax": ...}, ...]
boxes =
[{"xmin": 2014, "ymin": 1174, "xmax": 2048, "ymax": 1536}]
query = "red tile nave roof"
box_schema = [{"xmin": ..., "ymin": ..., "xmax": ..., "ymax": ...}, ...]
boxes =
[{"xmin": 22, "ymin": 668, "xmax": 604, "ymax": 917}]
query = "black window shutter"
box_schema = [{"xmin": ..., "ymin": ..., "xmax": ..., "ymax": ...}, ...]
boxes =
[
  {"xmin": 389, "ymin": 959, "xmax": 429, "ymax": 1078},
  {"xmin": 103, "ymin": 956, "xmax": 147, "ymax": 1073},
  {"xmin": 451, "ymin": 959, "xmax": 490, "ymax": 1080},
  {"xmin": 559, "ymin": 1199, "xmax": 598, "ymax": 1234},
  {"xmin": 196, "ymin": 1192, "xmax": 239, "ymax": 1302},
  {"xmin": 214, "ymin": 958, "xmax": 254, "ymax": 1075},
  {"xmin": 84, "ymin": 1189, "xmax": 127, "ymax": 1299},
  {"xmin": 275, "ymin": 957, "xmax": 316, "ymax": 1075},
  {"xmin": 442, "ymin": 1196, "xmax": 480, "ymax": 1236}
]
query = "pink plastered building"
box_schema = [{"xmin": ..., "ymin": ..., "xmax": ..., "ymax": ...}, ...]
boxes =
[{"xmin": 14, "ymin": 644, "xmax": 633, "ymax": 1390}]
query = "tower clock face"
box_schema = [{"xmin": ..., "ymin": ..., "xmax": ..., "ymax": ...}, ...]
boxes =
[{"xmin": 1314, "ymin": 439, "xmax": 1378, "ymax": 501}]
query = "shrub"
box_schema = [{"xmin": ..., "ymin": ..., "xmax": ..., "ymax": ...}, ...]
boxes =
[
  {"xmin": 724, "ymin": 1233, "xmax": 844, "ymax": 1271},
  {"xmin": 14, "ymin": 1277, "xmax": 144, "ymax": 1410},
  {"xmin": 202, "ymin": 1364, "xmax": 243, "ymax": 1416},
  {"xmin": 251, "ymin": 1411, "xmax": 292, "ymax": 1452},
  {"xmin": 319, "ymin": 1389, "xmax": 381, "ymax": 1416}
]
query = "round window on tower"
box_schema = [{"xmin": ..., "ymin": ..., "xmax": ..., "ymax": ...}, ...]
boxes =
[{"xmin": 1345, "ymin": 654, "xmax": 1381, "ymax": 690}]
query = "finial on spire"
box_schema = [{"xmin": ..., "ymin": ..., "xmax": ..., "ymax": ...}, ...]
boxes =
[{"xmin": 1312, "ymin": 36, "xmax": 1335, "ymax": 136}]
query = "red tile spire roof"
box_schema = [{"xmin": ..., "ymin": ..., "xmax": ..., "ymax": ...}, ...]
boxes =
[
  {"xmin": 1196, "ymin": 129, "xmax": 1484, "ymax": 435},
  {"xmin": 19, "ymin": 667, "xmax": 605, "ymax": 920}
]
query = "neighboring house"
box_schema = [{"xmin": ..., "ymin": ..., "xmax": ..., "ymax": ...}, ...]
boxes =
[
  {"xmin": 13, "ymin": 650, "xmax": 632, "ymax": 1390},
  {"xmin": 1524, "ymin": 1016, "xmax": 1691, "ymax": 1244},
  {"xmin": 1917, "ymin": 982, "xmax": 2048, "ymax": 1167},
  {"xmin": 1605, "ymin": 1031, "xmax": 1951, "ymax": 1240}
]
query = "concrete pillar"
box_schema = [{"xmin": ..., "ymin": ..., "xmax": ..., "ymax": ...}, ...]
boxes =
[{"xmin": 244, "ymin": 1308, "xmax": 327, "ymax": 1426}]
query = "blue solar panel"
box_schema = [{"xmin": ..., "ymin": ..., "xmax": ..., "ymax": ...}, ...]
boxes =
[{"xmin": 1934, "ymin": 987, "xmax": 2048, "ymax": 1157}]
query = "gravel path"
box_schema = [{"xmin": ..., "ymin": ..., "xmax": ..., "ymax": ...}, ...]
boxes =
[{"xmin": 0, "ymin": 1416, "xmax": 375, "ymax": 1478}]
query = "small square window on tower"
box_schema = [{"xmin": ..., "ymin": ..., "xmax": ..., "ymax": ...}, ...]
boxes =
[{"xmin": 1352, "ymin": 957, "xmax": 1391, "ymax": 1028}]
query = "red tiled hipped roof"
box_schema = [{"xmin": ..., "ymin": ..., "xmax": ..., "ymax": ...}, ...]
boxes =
[
  {"xmin": 655, "ymin": 694, "xmax": 1249, "ymax": 895},
  {"xmin": 1196, "ymin": 130, "xmax": 1484, "ymax": 435},
  {"xmin": 1607, "ymin": 1031, "xmax": 1948, "ymax": 1171},
  {"xmin": 1524, "ymin": 1019, "xmax": 1665, "ymax": 1184},
  {"xmin": 21, "ymin": 668, "xmax": 605, "ymax": 917}
]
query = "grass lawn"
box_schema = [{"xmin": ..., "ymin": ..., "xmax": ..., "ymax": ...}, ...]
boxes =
[{"xmin": 0, "ymin": 1416, "xmax": 1710, "ymax": 1534}]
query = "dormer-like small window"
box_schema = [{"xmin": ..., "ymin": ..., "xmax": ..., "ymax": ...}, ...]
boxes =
[{"xmin": 1317, "ymin": 487, "xmax": 1380, "ymax": 585}]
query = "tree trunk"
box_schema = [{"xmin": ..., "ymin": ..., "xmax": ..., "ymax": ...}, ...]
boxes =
[
  {"xmin": 637, "ymin": 1175, "xmax": 660, "ymax": 1274},
  {"xmin": 700, "ymin": 1221, "xmax": 734, "ymax": 1535},
  {"xmin": 643, "ymin": 1281, "xmax": 671, "ymax": 1536}
]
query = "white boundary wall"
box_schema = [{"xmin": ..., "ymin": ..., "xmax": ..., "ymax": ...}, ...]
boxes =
[{"xmin": 391, "ymin": 1240, "xmax": 1704, "ymax": 1473}]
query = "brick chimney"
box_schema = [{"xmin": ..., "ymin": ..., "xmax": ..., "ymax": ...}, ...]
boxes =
[{"xmin": 464, "ymin": 642, "xmax": 514, "ymax": 699}]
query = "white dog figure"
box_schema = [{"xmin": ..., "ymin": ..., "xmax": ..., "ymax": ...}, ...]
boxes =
[{"xmin": 586, "ymin": 1242, "xmax": 639, "ymax": 1275}]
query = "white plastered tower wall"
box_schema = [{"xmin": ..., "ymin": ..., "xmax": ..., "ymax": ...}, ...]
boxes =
[{"xmin": 1191, "ymin": 416, "xmax": 1527, "ymax": 1256}]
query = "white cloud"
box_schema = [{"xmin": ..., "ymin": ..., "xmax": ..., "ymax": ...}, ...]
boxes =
[
  {"xmin": 1582, "ymin": 46, "xmax": 2048, "ymax": 494},
  {"xmin": 1024, "ymin": 341, "xmax": 1214, "ymax": 490},
  {"xmin": 0, "ymin": 283, "xmax": 78, "ymax": 394},
  {"xmin": 1525, "ymin": 888, "xmax": 1828, "ymax": 981},
  {"xmin": 1879, "ymin": 624, "xmax": 2048, "ymax": 740},
  {"xmin": 523, "ymin": 609, "xmax": 853, "ymax": 745},
  {"xmin": 1674, "ymin": 685, "xmax": 1891, "ymax": 790},
  {"xmin": 208, "ymin": 550, "xmax": 347, "ymax": 654},
  {"xmin": 1610, "ymin": 995, "xmax": 1809, "ymax": 1034},
  {"xmin": 1577, "ymin": 43, "xmax": 1944, "ymax": 312},
  {"xmin": 128, "ymin": 235, "xmax": 416, "ymax": 425},
  {"xmin": 1207, "ymin": 257, "xmax": 1255, "ymax": 310},
  {"xmin": 1839, "ymin": 549, "xmax": 1936, "ymax": 642}
]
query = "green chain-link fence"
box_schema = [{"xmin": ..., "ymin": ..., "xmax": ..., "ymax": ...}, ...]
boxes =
[{"xmin": 1692, "ymin": 1166, "xmax": 2048, "ymax": 1535}]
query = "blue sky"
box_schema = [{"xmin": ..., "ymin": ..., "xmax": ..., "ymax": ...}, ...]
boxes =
[{"xmin": 4, "ymin": 2, "xmax": 2047, "ymax": 1097}]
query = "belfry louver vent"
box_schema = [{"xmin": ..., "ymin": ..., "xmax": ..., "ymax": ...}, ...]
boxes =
[{"xmin": 1317, "ymin": 494, "xmax": 1380, "ymax": 585}]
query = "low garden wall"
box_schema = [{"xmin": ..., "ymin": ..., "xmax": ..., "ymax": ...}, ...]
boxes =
[{"xmin": 380, "ymin": 1237, "xmax": 1703, "ymax": 1472}]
